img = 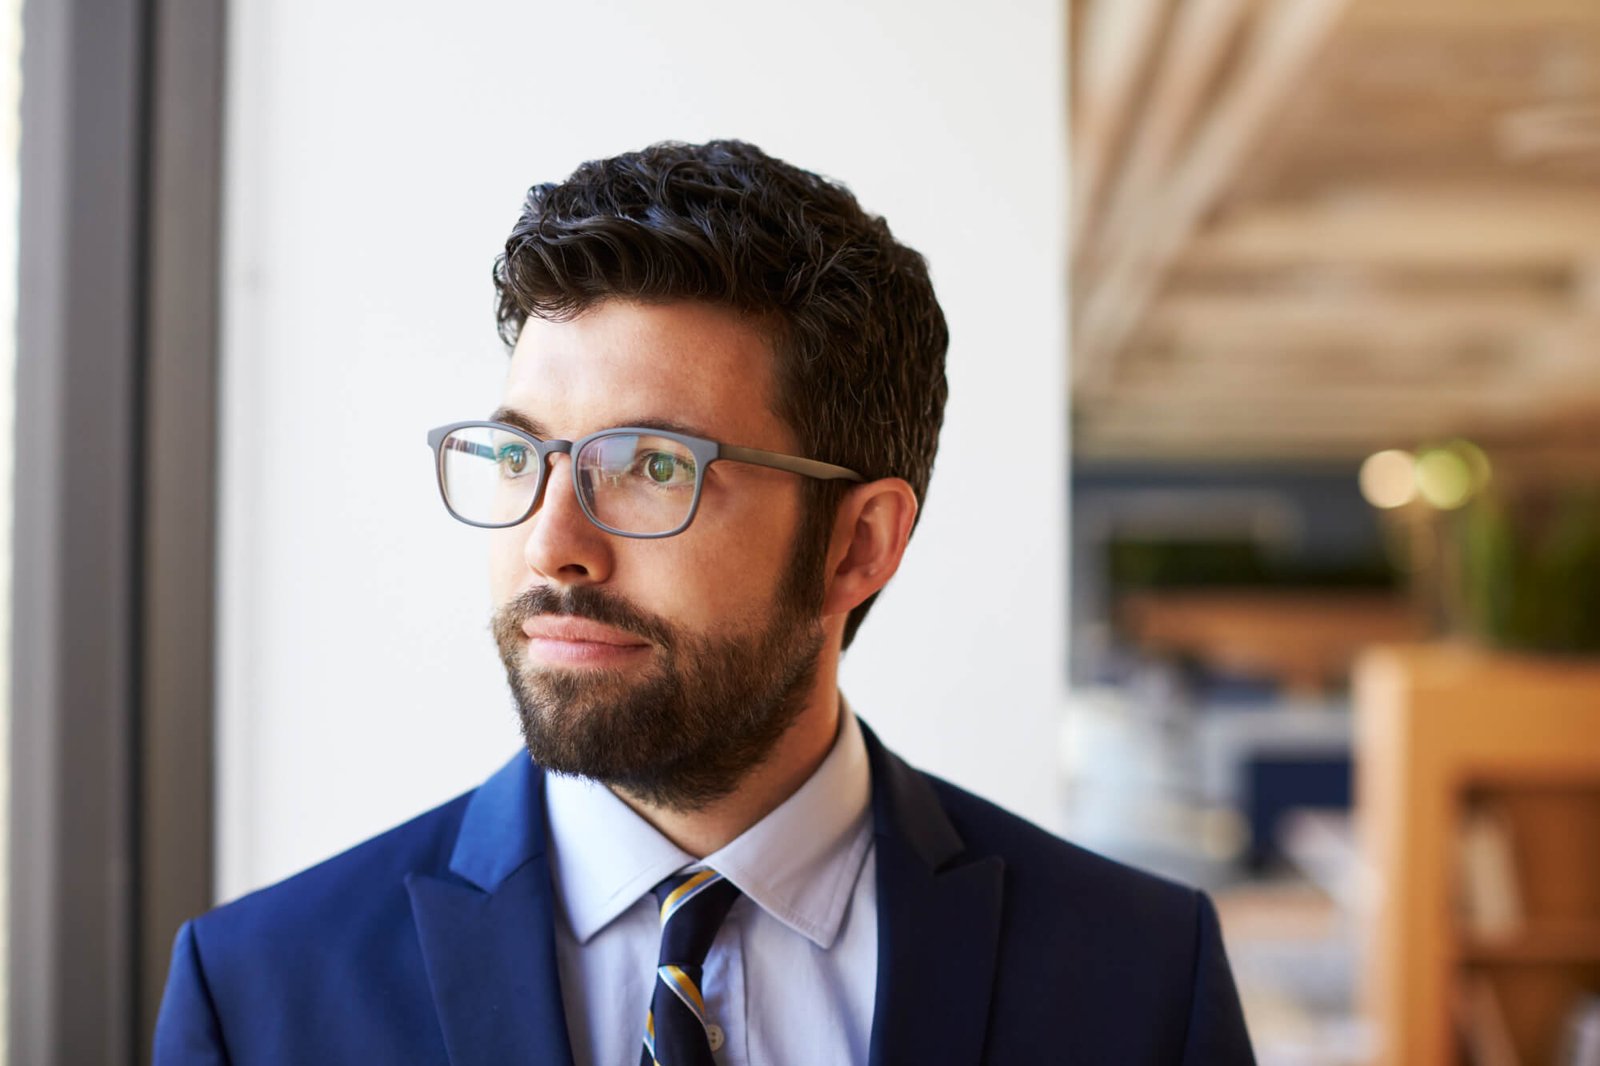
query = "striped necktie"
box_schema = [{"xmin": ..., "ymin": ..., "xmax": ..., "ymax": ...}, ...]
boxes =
[{"xmin": 640, "ymin": 868, "xmax": 742, "ymax": 1066}]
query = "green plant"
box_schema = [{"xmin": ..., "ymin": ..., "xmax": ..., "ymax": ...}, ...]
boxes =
[{"xmin": 1459, "ymin": 488, "xmax": 1600, "ymax": 653}]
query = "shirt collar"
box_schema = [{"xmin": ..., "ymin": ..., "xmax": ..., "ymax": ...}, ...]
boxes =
[{"xmin": 544, "ymin": 703, "xmax": 873, "ymax": 950}]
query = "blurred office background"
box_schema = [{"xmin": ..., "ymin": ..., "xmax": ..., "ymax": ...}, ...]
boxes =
[
  {"xmin": 4, "ymin": 0, "xmax": 1599, "ymax": 1063},
  {"xmin": 1069, "ymin": 1, "xmax": 1600, "ymax": 1064}
]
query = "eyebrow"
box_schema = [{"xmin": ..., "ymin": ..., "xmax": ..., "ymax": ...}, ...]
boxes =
[
  {"xmin": 489, "ymin": 407, "xmax": 547, "ymax": 437},
  {"xmin": 488, "ymin": 406, "xmax": 714, "ymax": 442}
]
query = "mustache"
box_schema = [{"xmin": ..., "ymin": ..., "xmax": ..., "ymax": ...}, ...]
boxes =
[{"xmin": 494, "ymin": 584, "xmax": 675, "ymax": 648}]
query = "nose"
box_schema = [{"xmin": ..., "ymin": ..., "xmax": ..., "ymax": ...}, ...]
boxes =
[{"xmin": 521, "ymin": 452, "xmax": 614, "ymax": 586}]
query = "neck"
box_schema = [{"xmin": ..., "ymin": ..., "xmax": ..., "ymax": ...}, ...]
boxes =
[{"xmin": 615, "ymin": 653, "xmax": 843, "ymax": 858}]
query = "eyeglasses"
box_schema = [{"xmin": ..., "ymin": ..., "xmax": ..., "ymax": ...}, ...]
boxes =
[{"xmin": 427, "ymin": 421, "xmax": 863, "ymax": 538}]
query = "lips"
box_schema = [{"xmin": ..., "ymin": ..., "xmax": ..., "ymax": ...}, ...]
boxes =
[{"xmin": 521, "ymin": 616, "xmax": 650, "ymax": 648}]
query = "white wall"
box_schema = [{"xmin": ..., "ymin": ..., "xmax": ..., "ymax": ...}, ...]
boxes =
[{"xmin": 219, "ymin": 0, "xmax": 1067, "ymax": 900}]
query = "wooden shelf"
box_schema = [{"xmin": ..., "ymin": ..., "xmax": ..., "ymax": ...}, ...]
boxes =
[
  {"xmin": 1354, "ymin": 644, "xmax": 1600, "ymax": 1066},
  {"xmin": 1119, "ymin": 589, "xmax": 1420, "ymax": 695},
  {"xmin": 1458, "ymin": 923, "xmax": 1600, "ymax": 965}
]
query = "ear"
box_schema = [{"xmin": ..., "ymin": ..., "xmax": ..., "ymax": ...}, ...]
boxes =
[{"xmin": 820, "ymin": 478, "xmax": 919, "ymax": 620}]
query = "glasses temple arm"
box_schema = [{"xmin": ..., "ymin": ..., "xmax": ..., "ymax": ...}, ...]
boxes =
[{"xmin": 718, "ymin": 444, "xmax": 864, "ymax": 482}]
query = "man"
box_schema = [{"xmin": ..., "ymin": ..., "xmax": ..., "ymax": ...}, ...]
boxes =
[{"xmin": 156, "ymin": 140, "xmax": 1254, "ymax": 1064}]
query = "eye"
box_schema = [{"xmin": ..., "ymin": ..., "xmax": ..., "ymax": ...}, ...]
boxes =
[
  {"xmin": 497, "ymin": 443, "xmax": 533, "ymax": 477},
  {"xmin": 642, "ymin": 451, "xmax": 694, "ymax": 485}
]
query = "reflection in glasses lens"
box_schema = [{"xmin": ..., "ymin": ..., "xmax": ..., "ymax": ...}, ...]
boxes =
[
  {"xmin": 437, "ymin": 425, "xmax": 546, "ymax": 527},
  {"xmin": 577, "ymin": 432, "xmax": 699, "ymax": 535}
]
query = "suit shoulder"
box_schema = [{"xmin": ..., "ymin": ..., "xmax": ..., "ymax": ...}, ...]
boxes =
[
  {"xmin": 925, "ymin": 771, "xmax": 1199, "ymax": 916},
  {"xmin": 167, "ymin": 784, "xmax": 489, "ymax": 1060},
  {"xmin": 912, "ymin": 775, "xmax": 1253, "ymax": 1060},
  {"xmin": 192, "ymin": 785, "xmax": 474, "ymax": 948}
]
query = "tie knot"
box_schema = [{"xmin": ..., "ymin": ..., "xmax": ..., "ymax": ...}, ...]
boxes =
[{"xmin": 651, "ymin": 869, "xmax": 742, "ymax": 968}]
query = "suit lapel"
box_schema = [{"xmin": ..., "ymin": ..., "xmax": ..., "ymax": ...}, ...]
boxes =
[
  {"xmin": 407, "ymin": 753, "xmax": 575, "ymax": 1066},
  {"xmin": 862, "ymin": 725, "xmax": 1006, "ymax": 1066},
  {"xmin": 406, "ymin": 728, "xmax": 1005, "ymax": 1066}
]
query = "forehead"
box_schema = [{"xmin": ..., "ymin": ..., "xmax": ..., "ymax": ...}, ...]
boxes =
[{"xmin": 501, "ymin": 300, "xmax": 789, "ymax": 447}]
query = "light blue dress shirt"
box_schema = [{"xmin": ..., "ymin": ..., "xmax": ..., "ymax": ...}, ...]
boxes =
[{"xmin": 545, "ymin": 706, "xmax": 878, "ymax": 1066}]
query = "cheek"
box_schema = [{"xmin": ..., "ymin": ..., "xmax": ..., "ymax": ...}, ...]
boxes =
[
  {"xmin": 481, "ymin": 479, "xmax": 806, "ymax": 627},
  {"xmin": 663, "ymin": 486, "xmax": 806, "ymax": 619},
  {"xmin": 487, "ymin": 528, "xmax": 526, "ymax": 605}
]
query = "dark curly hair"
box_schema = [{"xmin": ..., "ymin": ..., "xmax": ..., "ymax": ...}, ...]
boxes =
[{"xmin": 492, "ymin": 139, "xmax": 949, "ymax": 648}]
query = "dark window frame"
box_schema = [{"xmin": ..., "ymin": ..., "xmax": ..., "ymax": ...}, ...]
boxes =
[{"xmin": 11, "ymin": 0, "xmax": 225, "ymax": 1061}]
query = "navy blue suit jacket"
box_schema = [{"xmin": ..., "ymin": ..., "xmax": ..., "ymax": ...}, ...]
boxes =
[{"xmin": 155, "ymin": 724, "xmax": 1256, "ymax": 1064}]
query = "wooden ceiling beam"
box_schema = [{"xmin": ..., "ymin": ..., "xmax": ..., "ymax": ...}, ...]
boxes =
[
  {"xmin": 1078, "ymin": 0, "xmax": 1252, "ymax": 265},
  {"xmin": 1078, "ymin": 417, "xmax": 1459, "ymax": 438},
  {"xmin": 1128, "ymin": 352, "xmax": 1543, "ymax": 380},
  {"xmin": 1110, "ymin": 368, "xmax": 1498, "ymax": 396},
  {"xmin": 1069, "ymin": 0, "xmax": 1600, "ymax": 462},
  {"xmin": 1080, "ymin": 417, "xmax": 1600, "ymax": 463},
  {"xmin": 1150, "ymin": 288, "xmax": 1579, "ymax": 334},
  {"xmin": 1110, "ymin": 356, "xmax": 1525, "ymax": 391},
  {"xmin": 1075, "ymin": 427, "xmax": 1600, "ymax": 463},
  {"xmin": 1578, "ymin": 260, "xmax": 1600, "ymax": 312},
  {"xmin": 1075, "ymin": 0, "xmax": 1353, "ymax": 391},
  {"xmin": 1077, "ymin": 425, "xmax": 1464, "ymax": 454},
  {"xmin": 1179, "ymin": 187, "xmax": 1600, "ymax": 270},
  {"xmin": 1071, "ymin": 0, "xmax": 1169, "ymax": 241},
  {"xmin": 1080, "ymin": 382, "xmax": 1600, "ymax": 413},
  {"xmin": 1077, "ymin": 419, "xmax": 1532, "ymax": 453},
  {"xmin": 1344, "ymin": 0, "xmax": 1600, "ymax": 32},
  {"xmin": 1497, "ymin": 101, "xmax": 1600, "ymax": 163},
  {"xmin": 1074, "ymin": 440, "xmax": 1373, "ymax": 462}
]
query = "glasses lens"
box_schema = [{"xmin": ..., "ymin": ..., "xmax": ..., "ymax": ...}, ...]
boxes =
[
  {"xmin": 577, "ymin": 432, "xmax": 699, "ymax": 535},
  {"xmin": 439, "ymin": 425, "xmax": 542, "ymax": 526}
]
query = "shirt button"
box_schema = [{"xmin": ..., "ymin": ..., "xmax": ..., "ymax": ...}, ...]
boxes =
[{"xmin": 706, "ymin": 1024, "xmax": 725, "ymax": 1052}]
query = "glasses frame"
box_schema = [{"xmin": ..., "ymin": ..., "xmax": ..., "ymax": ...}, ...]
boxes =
[{"xmin": 426, "ymin": 420, "xmax": 865, "ymax": 539}]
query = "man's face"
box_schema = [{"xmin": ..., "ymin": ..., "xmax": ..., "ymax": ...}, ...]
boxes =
[{"xmin": 488, "ymin": 300, "xmax": 828, "ymax": 811}]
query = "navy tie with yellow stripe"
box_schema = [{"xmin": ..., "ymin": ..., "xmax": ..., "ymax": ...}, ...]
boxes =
[{"xmin": 640, "ymin": 869, "xmax": 742, "ymax": 1066}]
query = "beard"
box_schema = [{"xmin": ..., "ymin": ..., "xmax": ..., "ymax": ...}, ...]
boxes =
[{"xmin": 491, "ymin": 548, "xmax": 827, "ymax": 813}]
